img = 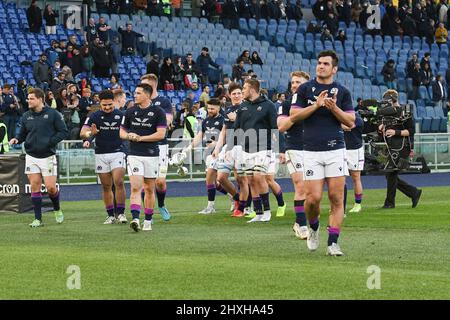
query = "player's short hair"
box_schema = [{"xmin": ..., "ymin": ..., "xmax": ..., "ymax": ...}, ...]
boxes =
[
  {"xmin": 244, "ymin": 78, "xmax": 260, "ymax": 93},
  {"xmin": 3, "ymin": 84, "xmax": 11, "ymax": 90},
  {"xmin": 382, "ymin": 89, "xmax": 399, "ymax": 102},
  {"xmin": 140, "ymin": 73, "xmax": 158, "ymax": 84},
  {"xmin": 207, "ymin": 98, "xmax": 221, "ymax": 107},
  {"xmin": 136, "ymin": 83, "xmax": 153, "ymax": 97},
  {"xmin": 290, "ymin": 70, "xmax": 310, "ymax": 80},
  {"xmin": 99, "ymin": 89, "xmax": 114, "ymax": 101},
  {"xmin": 28, "ymin": 87, "xmax": 45, "ymax": 102},
  {"xmin": 112, "ymin": 89, "xmax": 125, "ymax": 99},
  {"xmin": 228, "ymin": 82, "xmax": 242, "ymax": 94},
  {"xmin": 317, "ymin": 50, "xmax": 339, "ymax": 67},
  {"xmin": 82, "ymin": 88, "xmax": 91, "ymax": 94}
]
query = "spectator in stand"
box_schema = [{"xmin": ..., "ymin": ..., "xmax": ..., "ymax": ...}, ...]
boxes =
[
  {"xmin": 312, "ymin": 0, "xmax": 327, "ymax": 21},
  {"xmin": 27, "ymin": 0, "xmax": 42, "ymax": 33},
  {"xmin": 425, "ymin": 19, "xmax": 436, "ymax": 45},
  {"xmin": 336, "ymin": 0, "xmax": 351, "ymax": 26},
  {"xmin": 406, "ymin": 53, "xmax": 419, "ymax": 78},
  {"xmin": 351, "ymin": 1, "xmax": 362, "ymax": 27},
  {"xmin": 420, "ymin": 52, "xmax": 432, "ymax": 70},
  {"xmin": 51, "ymin": 60, "xmax": 62, "ymax": 80},
  {"xmin": 95, "ymin": 0, "xmax": 109, "ymax": 15},
  {"xmin": 435, "ymin": 22, "xmax": 448, "ymax": 47},
  {"xmin": 110, "ymin": 36, "xmax": 121, "ymax": 74},
  {"xmin": 33, "ymin": 53, "xmax": 50, "ymax": 91},
  {"xmin": 1, "ymin": 84, "xmax": 20, "ymax": 140},
  {"xmin": 173, "ymin": 56, "xmax": 185, "ymax": 90},
  {"xmin": 260, "ymin": 0, "xmax": 270, "ymax": 20},
  {"xmin": 81, "ymin": 45, "xmax": 94, "ymax": 79},
  {"xmin": 17, "ymin": 80, "xmax": 29, "ymax": 112},
  {"xmin": 84, "ymin": 18, "xmax": 98, "ymax": 44},
  {"xmin": 68, "ymin": 35, "xmax": 80, "ymax": 50},
  {"xmin": 402, "ymin": 7, "xmax": 417, "ymax": 37},
  {"xmin": 45, "ymin": 90, "xmax": 57, "ymax": 109},
  {"xmin": 420, "ymin": 62, "xmax": 433, "ymax": 88},
  {"xmin": 51, "ymin": 72, "xmax": 66, "ymax": 94},
  {"xmin": 110, "ymin": 73, "xmax": 122, "ymax": 90},
  {"xmin": 286, "ymin": 0, "xmax": 303, "ymax": 21},
  {"xmin": 146, "ymin": 0, "xmax": 161, "ymax": 16},
  {"xmin": 200, "ymin": 85, "xmax": 210, "ymax": 106},
  {"xmin": 173, "ymin": 0, "xmax": 183, "ymax": 17},
  {"xmin": 147, "ymin": 54, "xmax": 160, "ymax": 78},
  {"xmin": 268, "ymin": 0, "xmax": 282, "ymax": 21},
  {"xmin": 239, "ymin": 0, "xmax": 252, "ymax": 19},
  {"xmin": 79, "ymin": 88, "xmax": 94, "ymax": 125},
  {"xmin": 320, "ymin": 27, "xmax": 334, "ymax": 42},
  {"xmin": 250, "ymin": 0, "xmax": 261, "ymax": 20},
  {"xmin": 411, "ymin": 62, "xmax": 422, "ymax": 99},
  {"xmin": 160, "ymin": 57, "xmax": 175, "ymax": 90},
  {"xmin": 237, "ymin": 50, "xmax": 252, "ymax": 65},
  {"xmin": 222, "ymin": 0, "xmax": 239, "ymax": 29},
  {"xmin": 61, "ymin": 44, "xmax": 74, "ymax": 70},
  {"xmin": 91, "ymin": 40, "xmax": 113, "ymax": 78},
  {"xmin": 232, "ymin": 59, "xmax": 246, "ymax": 84},
  {"xmin": 43, "ymin": 4, "xmax": 57, "ymax": 35},
  {"xmin": 56, "ymin": 87, "xmax": 69, "ymax": 112},
  {"xmin": 96, "ymin": 16, "xmax": 111, "ymax": 44},
  {"xmin": 184, "ymin": 53, "xmax": 201, "ymax": 87},
  {"xmin": 67, "ymin": 94, "xmax": 81, "ymax": 140},
  {"xmin": 398, "ymin": 2, "xmax": 409, "ymax": 23},
  {"xmin": 109, "ymin": 0, "xmax": 120, "ymax": 14},
  {"xmin": 118, "ymin": 23, "xmax": 144, "ymax": 56},
  {"xmin": 382, "ymin": 59, "xmax": 397, "ymax": 90},
  {"xmin": 325, "ymin": 12, "xmax": 339, "ymax": 37},
  {"xmin": 438, "ymin": 0, "xmax": 448, "ymax": 25},
  {"xmin": 71, "ymin": 48, "xmax": 83, "ymax": 76},
  {"xmin": 119, "ymin": 0, "xmax": 135, "ymax": 15},
  {"xmin": 432, "ymin": 74, "xmax": 446, "ymax": 111},
  {"xmin": 134, "ymin": 0, "xmax": 148, "ymax": 16},
  {"xmin": 196, "ymin": 47, "xmax": 221, "ymax": 86},
  {"xmin": 250, "ymin": 51, "xmax": 263, "ymax": 65},
  {"xmin": 336, "ymin": 29, "xmax": 347, "ymax": 43}
]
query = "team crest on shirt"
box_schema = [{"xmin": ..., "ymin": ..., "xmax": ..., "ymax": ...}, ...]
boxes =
[
  {"xmin": 306, "ymin": 170, "xmax": 314, "ymax": 176},
  {"xmin": 148, "ymin": 112, "xmax": 154, "ymax": 116},
  {"xmin": 104, "ymin": 122, "xmax": 117, "ymax": 127},
  {"xmin": 214, "ymin": 121, "xmax": 219, "ymax": 125},
  {"xmin": 312, "ymin": 87, "xmax": 316, "ymax": 92},
  {"xmin": 135, "ymin": 118, "xmax": 149, "ymax": 123},
  {"xmin": 114, "ymin": 115, "xmax": 121, "ymax": 120},
  {"xmin": 44, "ymin": 115, "xmax": 49, "ymax": 119},
  {"xmin": 154, "ymin": 101, "xmax": 161, "ymax": 106},
  {"xmin": 97, "ymin": 166, "xmax": 102, "ymax": 171},
  {"xmin": 257, "ymin": 106, "xmax": 262, "ymax": 111},
  {"xmin": 330, "ymin": 88, "xmax": 339, "ymax": 95}
]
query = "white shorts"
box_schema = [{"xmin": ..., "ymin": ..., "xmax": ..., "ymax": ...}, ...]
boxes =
[
  {"xmin": 25, "ymin": 154, "xmax": 58, "ymax": 177},
  {"xmin": 127, "ymin": 155, "xmax": 159, "ymax": 178},
  {"xmin": 285, "ymin": 149, "xmax": 304, "ymax": 175},
  {"xmin": 217, "ymin": 145, "xmax": 236, "ymax": 174},
  {"xmin": 95, "ymin": 152, "xmax": 126, "ymax": 173},
  {"xmin": 303, "ymin": 148, "xmax": 349, "ymax": 180},
  {"xmin": 346, "ymin": 146, "xmax": 365, "ymax": 172},
  {"xmin": 235, "ymin": 149, "xmax": 272, "ymax": 175},
  {"xmin": 267, "ymin": 151, "xmax": 278, "ymax": 175},
  {"xmin": 205, "ymin": 154, "xmax": 219, "ymax": 171},
  {"xmin": 158, "ymin": 144, "xmax": 169, "ymax": 178}
]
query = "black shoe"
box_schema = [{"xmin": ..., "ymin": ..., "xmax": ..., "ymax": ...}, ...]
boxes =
[
  {"xmin": 381, "ymin": 204, "xmax": 395, "ymax": 209},
  {"xmin": 412, "ymin": 189, "xmax": 422, "ymax": 208}
]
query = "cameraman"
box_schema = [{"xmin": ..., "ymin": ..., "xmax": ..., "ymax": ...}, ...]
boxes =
[{"xmin": 378, "ymin": 90, "xmax": 422, "ymax": 209}]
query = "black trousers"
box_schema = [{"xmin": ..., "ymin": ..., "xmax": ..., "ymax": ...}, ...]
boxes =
[{"xmin": 384, "ymin": 171, "xmax": 418, "ymax": 206}]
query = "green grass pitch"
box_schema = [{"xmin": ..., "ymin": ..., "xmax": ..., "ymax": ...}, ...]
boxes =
[{"xmin": 0, "ymin": 186, "xmax": 449, "ymax": 300}]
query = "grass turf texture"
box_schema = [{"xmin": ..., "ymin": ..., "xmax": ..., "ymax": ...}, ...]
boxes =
[{"xmin": 0, "ymin": 186, "xmax": 449, "ymax": 300}]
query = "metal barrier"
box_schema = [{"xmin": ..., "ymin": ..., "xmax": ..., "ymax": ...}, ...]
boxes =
[{"xmin": 46, "ymin": 133, "xmax": 450, "ymax": 184}]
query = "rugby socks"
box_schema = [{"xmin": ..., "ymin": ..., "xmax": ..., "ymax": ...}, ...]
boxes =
[
  {"xmin": 328, "ymin": 227, "xmax": 340, "ymax": 246},
  {"xmin": 260, "ymin": 192, "xmax": 270, "ymax": 211},
  {"xmin": 232, "ymin": 193, "xmax": 240, "ymax": 201},
  {"xmin": 49, "ymin": 190, "xmax": 60, "ymax": 211},
  {"xmin": 31, "ymin": 192, "xmax": 42, "ymax": 221},
  {"xmin": 253, "ymin": 197, "xmax": 263, "ymax": 215},
  {"xmin": 156, "ymin": 189, "xmax": 166, "ymax": 208},
  {"xmin": 207, "ymin": 184, "xmax": 216, "ymax": 202},
  {"xmin": 274, "ymin": 190, "xmax": 285, "ymax": 207},
  {"xmin": 144, "ymin": 208, "xmax": 153, "ymax": 221},
  {"xmin": 309, "ymin": 217, "xmax": 319, "ymax": 231},
  {"xmin": 294, "ymin": 200, "xmax": 307, "ymax": 226},
  {"xmin": 140, "ymin": 188, "xmax": 145, "ymax": 202},
  {"xmin": 216, "ymin": 184, "xmax": 228, "ymax": 195},
  {"xmin": 237, "ymin": 200, "xmax": 246, "ymax": 212},
  {"xmin": 131, "ymin": 204, "xmax": 141, "ymax": 220},
  {"xmin": 116, "ymin": 203, "xmax": 125, "ymax": 215},
  {"xmin": 355, "ymin": 193, "xmax": 363, "ymax": 204},
  {"xmin": 343, "ymin": 184, "xmax": 347, "ymax": 211},
  {"xmin": 246, "ymin": 190, "xmax": 252, "ymax": 208},
  {"xmin": 106, "ymin": 205, "xmax": 114, "ymax": 217}
]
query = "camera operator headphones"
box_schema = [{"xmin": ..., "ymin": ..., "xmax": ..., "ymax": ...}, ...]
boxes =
[{"xmin": 382, "ymin": 89, "xmax": 399, "ymax": 103}]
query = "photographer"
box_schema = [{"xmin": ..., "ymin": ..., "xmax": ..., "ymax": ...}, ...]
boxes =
[{"xmin": 378, "ymin": 90, "xmax": 422, "ymax": 209}]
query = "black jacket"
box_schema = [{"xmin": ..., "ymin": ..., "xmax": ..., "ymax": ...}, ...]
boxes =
[{"xmin": 432, "ymin": 81, "xmax": 445, "ymax": 101}]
